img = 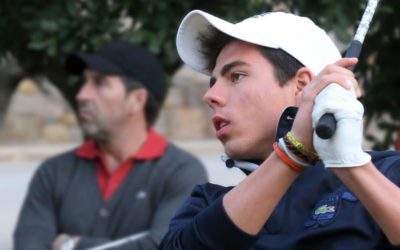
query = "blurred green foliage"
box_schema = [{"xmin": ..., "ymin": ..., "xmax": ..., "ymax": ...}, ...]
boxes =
[
  {"xmin": 0, "ymin": 0, "xmax": 399, "ymax": 148},
  {"xmin": 0, "ymin": 0, "xmax": 271, "ymax": 74}
]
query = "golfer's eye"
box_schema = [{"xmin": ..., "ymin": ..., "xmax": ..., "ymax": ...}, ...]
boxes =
[{"xmin": 231, "ymin": 72, "xmax": 245, "ymax": 82}]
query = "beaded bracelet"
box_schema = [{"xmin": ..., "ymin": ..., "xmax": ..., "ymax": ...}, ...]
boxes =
[{"xmin": 273, "ymin": 142, "xmax": 306, "ymax": 172}]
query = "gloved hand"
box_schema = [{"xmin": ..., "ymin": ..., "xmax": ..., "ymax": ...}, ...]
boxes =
[{"xmin": 312, "ymin": 82, "xmax": 371, "ymax": 168}]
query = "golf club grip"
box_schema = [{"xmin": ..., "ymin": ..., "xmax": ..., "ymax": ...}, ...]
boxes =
[{"xmin": 315, "ymin": 40, "xmax": 362, "ymax": 139}]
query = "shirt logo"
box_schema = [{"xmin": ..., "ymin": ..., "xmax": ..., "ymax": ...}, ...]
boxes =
[
  {"xmin": 314, "ymin": 204, "xmax": 335, "ymax": 215},
  {"xmin": 304, "ymin": 191, "xmax": 358, "ymax": 229}
]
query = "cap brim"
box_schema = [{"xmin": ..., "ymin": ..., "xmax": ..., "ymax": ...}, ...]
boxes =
[
  {"xmin": 176, "ymin": 10, "xmax": 279, "ymax": 76},
  {"xmin": 66, "ymin": 53, "xmax": 125, "ymax": 76},
  {"xmin": 176, "ymin": 10, "xmax": 237, "ymax": 75}
]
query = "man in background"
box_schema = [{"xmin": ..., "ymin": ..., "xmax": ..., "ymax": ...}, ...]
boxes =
[{"xmin": 14, "ymin": 40, "xmax": 207, "ymax": 250}]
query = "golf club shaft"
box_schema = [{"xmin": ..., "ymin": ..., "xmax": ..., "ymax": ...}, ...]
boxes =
[{"xmin": 315, "ymin": 0, "xmax": 380, "ymax": 139}]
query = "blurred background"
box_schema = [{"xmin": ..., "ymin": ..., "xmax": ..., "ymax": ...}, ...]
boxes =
[{"xmin": 0, "ymin": 0, "xmax": 399, "ymax": 249}]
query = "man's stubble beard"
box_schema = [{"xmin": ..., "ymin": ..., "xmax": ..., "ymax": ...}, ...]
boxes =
[
  {"xmin": 78, "ymin": 102, "xmax": 113, "ymax": 142},
  {"xmin": 80, "ymin": 118, "xmax": 111, "ymax": 142}
]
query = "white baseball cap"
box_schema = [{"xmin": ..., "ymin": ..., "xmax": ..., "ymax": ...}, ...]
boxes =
[{"xmin": 176, "ymin": 10, "xmax": 341, "ymax": 76}]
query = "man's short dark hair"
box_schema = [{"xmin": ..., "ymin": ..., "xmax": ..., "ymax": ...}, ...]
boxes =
[
  {"xmin": 121, "ymin": 76, "xmax": 163, "ymax": 125},
  {"xmin": 198, "ymin": 26, "xmax": 304, "ymax": 86}
]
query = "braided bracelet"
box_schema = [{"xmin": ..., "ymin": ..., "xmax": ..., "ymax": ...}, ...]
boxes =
[
  {"xmin": 286, "ymin": 132, "xmax": 319, "ymax": 157},
  {"xmin": 283, "ymin": 135, "xmax": 319, "ymax": 165},
  {"xmin": 285, "ymin": 132, "xmax": 320, "ymax": 165}
]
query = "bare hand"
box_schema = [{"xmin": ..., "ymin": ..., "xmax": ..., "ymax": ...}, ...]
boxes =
[{"xmin": 52, "ymin": 234, "xmax": 80, "ymax": 250}]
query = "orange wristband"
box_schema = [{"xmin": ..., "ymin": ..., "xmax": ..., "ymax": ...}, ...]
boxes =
[{"xmin": 273, "ymin": 142, "xmax": 306, "ymax": 172}]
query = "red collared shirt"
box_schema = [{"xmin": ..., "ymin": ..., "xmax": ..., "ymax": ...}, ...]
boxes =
[
  {"xmin": 76, "ymin": 127, "xmax": 167, "ymax": 200},
  {"xmin": 397, "ymin": 130, "xmax": 400, "ymax": 150}
]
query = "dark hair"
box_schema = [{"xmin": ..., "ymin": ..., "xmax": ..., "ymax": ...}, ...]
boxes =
[
  {"xmin": 198, "ymin": 26, "xmax": 304, "ymax": 86},
  {"xmin": 121, "ymin": 76, "xmax": 163, "ymax": 125}
]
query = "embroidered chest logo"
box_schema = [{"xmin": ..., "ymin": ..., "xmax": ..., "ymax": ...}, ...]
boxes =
[
  {"xmin": 314, "ymin": 204, "xmax": 335, "ymax": 215},
  {"xmin": 304, "ymin": 191, "xmax": 358, "ymax": 229}
]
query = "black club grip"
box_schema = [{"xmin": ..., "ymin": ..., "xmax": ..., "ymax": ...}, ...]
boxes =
[
  {"xmin": 315, "ymin": 40, "xmax": 362, "ymax": 139},
  {"xmin": 315, "ymin": 113, "xmax": 337, "ymax": 139}
]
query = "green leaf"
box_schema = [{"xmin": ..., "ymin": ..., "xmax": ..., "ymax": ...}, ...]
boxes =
[
  {"xmin": 85, "ymin": 0, "xmax": 98, "ymax": 12},
  {"xmin": 46, "ymin": 42, "xmax": 57, "ymax": 56},
  {"xmin": 66, "ymin": 1, "xmax": 79, "ymax": 16},
  {"xmin": 27, "ymin": 39, "xmax": 52, "ymax": 50},
  {"xmin": 40, "ymin": 19, "xmax": 59, "ymax": 32},
  {"xmin": 61, "ymin": 40, "xmax": 78, "ymax": 54}
]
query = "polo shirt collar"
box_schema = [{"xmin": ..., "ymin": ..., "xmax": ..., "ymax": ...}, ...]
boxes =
[{"xmin": 76, "ymin": 126, "xmax": 167, "ymax": 160}]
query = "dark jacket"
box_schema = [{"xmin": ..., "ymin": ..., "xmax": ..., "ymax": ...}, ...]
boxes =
[
  {"xmin": 160, "ymin": 151, "xmax": 400, "ymax": 250},
  {"xmin": 160, "ymin": 107, "xmax": 400, "ymax": 250}
]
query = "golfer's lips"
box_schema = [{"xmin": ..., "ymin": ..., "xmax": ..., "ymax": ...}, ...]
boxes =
[{"xmin": 212, "ymin": 116, "xmax": 231, "ymax": 138}]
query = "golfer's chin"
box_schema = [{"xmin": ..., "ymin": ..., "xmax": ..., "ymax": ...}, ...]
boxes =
[
  {"xmin": 222, "ymin": 139, "xmax": 254, "ymax": 160},
  {"xmin": 222, "ymin": 137, "xmax": 271, "ymax": 161}
]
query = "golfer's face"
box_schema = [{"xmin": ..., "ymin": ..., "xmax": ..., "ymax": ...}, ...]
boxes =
[{"xmin": 204, "ymin": 40, "xmax": 297, "ymax": 159}]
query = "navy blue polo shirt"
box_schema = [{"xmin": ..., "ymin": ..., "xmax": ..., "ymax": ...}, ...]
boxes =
[{"xmin": 160, "ymin": 107, "xmax": 400, "ymax": 250}]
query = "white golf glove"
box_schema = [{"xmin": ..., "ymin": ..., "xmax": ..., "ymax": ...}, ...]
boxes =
[{"xmin": 312, "ymin": 82, "xmax": 371, "ymax": 168}]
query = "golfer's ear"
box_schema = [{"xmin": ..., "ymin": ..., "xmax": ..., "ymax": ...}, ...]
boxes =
[{"xmin": 294, "ymin": 67, "xmax": 313, "ymax": 94}]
